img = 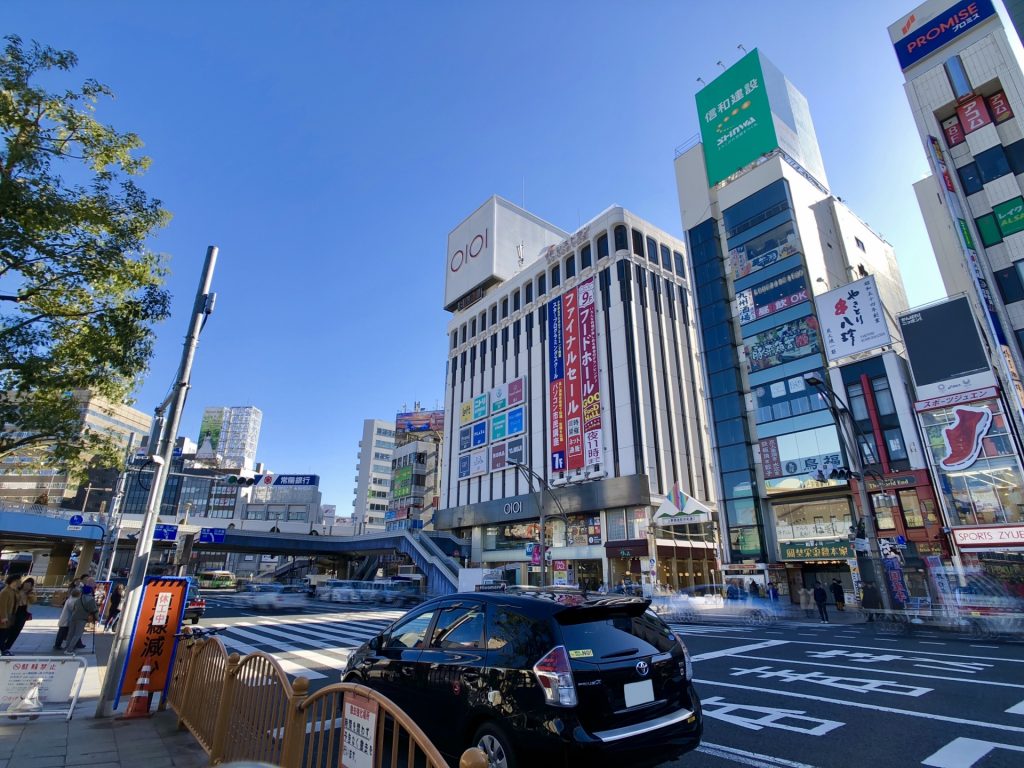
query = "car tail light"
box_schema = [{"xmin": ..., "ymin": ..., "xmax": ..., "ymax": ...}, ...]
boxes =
[
  {"xmin": 533, "ymin": 646, "xmax": 577, "ymax": 707},
  {"xmin": 671, "ymin": 633, "xmax": 693, "ymax": 680}
]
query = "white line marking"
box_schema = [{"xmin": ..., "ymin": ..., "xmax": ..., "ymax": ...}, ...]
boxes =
[
  {"xmin": 920, "ymin": 642, "xmax": 946, "ymax": 646},
  {"xmin": 691, "ymin": 640, "xmax": 788, "ymax": 662},
  {"xmin": 971, "ymin": 645, "xmax": 998, "ymax": 649},
  {"xmin": 1007, "ymin": 699, "xmax": 1024, "ymax": 715},
  {"xmin": 922, "ymin": 736, "xmax": 1024, "ymax": 767},
  {"xmin": 217, "ymin": 633, "xmax": 325, "ymax": 680},
  {"xmin": 697, "ymin": 742, "xmax": 818, "ymax": 767},
  {"xmin": 693, "ymin": 678, "xmax": 1024, "ymax": 734},
  {"xmin": 702, "ymin": 696, "xmax": 844, "ymax": 735},
  {"xmin": 224, "ymin": 625, "xmax": 348, "ymax": 672}
]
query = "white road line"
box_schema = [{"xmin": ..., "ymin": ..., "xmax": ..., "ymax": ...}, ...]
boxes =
[
  {"xmin": 920, "ymin": 642, "xmax": 946, "ymax": 646},
  {"xmin": 216, "ymin": 633, "xmax": 326, "ymax": 680},
  {"xmin": 694, "ymin": 678, "xmax": 1024, "ymax": 734},
  {"xmin": 235, "ymin": 621, "xmax": 372, "ymax": 651},
  {"xmin": 692, "ymin": 640, "xmax": 788, "ymax": 662},
  {"xmin": 972, "ymin": 645, "xmax": 999, "ymax": 649},
  {"xmin": 697, "ymin": 742, "xmax": 818, "ymax": 767},
  {"xmin": 923, "ymin": 736, "xmax": 1024, "ymax": 767},
  {"xmin": 222, "ymin": 625, "xmax": 349, "ymax": 672},
  {"xmin": 1007, "ymin": 699, "xmax": 1024, "ymax": 715},
  {"xmin": 277, "ymin": 619, "xmax": 390, "ymax": 645},
  {"xmin": 253, "ymin": 620, "xmax": 377, "ymax": 648},
  {"xmin": 781, "ymin": 637, "xmax": 1024, "ymax": 662}
]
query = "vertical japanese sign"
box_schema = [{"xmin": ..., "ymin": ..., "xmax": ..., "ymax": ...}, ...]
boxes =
[
  {"xmin": 117, "ymin": 576, "xmax": 187, "ymax": 707},
  {"xmin": 563, "ymin": 287, "xmax": 584, "ymax": 470},
  {"xmin": 814, "ymin": 275, "xmax": 890, "ymax": 362},
  {"xmin": 341, "ymin": 692, "xmax": 378, "ymax": 768},
  {"xmin": 579, "ymin": 278, "xmax": 603, "ymax": 467},
  {"xmin": 956, "ymin": 95, "xmax": 992, "ymax": 134},
  {"xmin": 548, "ymin": 296, "xmax": 566, "ymax": 472}
]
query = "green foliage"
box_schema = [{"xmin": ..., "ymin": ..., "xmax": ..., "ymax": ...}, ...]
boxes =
[{"xmin": 0, "ymin": 35, "xmax": 170, "ymax": 476}]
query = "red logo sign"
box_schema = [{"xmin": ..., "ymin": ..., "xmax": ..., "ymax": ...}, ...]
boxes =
[
  {"xmin": 957, "ymin": 96, "xmax": 992, "ymax": 134},
  {"xmin": 988, "ymin": 91, "xmax": 1014, "ymax": 124},
  {"xmin": 940, "ymin": 405, "xmax": 992, "ymax": 471}
]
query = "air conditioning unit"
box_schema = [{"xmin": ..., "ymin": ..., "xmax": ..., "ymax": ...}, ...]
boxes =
[{"xmin": 550, "ymin": 475, "xmax": 569, "ymax": 487}]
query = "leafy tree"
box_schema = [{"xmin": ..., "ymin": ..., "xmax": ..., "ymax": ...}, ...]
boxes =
[{"xmin": 0, "ymin": 35, "xmax": 170, "ymax": 477}]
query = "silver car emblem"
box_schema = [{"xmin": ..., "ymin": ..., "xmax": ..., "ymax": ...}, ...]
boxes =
[{"xmin": 635, "ymin": 660, "xmax": 649, "ymax": 676}]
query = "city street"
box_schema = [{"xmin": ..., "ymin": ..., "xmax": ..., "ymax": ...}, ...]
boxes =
[{"xmin": 197, "ymin": 595, "xmax": 1024, "ymax": 768}]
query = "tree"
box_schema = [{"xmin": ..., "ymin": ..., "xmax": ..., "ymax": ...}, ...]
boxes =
[{"xmin": 0, "ymin": 35, "xmax": 170, "ymax": 477}]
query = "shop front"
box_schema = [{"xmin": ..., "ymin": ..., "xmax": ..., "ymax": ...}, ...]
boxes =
[{"xmin": 772, "ymin": 495, "xmax": 859, "ymax": 604}]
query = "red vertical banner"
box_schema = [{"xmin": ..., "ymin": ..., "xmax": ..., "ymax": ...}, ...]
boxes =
[
  {"xmin": 548, "ymin": 296, "xmax": 566, "ymax": 472},
  {"xmin": 578, "ymin": 278, "xmax": 603, "ymax": 467},
  {"xmin": 957, "ymin": 96, "xmax": 992, "ymax": 134},
  {"xmin": 988, "ymin": 91, "xmax": 1014, "ymax": 123},
  {"xmin": 563, "ymin": 288, "xmax": 584, "ymax": 470}
]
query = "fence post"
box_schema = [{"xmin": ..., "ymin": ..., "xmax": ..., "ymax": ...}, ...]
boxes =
[
  {"xmin": 170, "ymin": 633, "xmax": 196, "ymax": 725},
  {"xmin": 210, "ymin": 652, "xmax": 241, "ymax": 765},
  {"xmin": 279, "ymin": 676, "xmax": 310, "ymax": 768}
]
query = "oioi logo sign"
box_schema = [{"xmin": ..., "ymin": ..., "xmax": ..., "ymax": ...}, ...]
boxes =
[{"xmin": 695, "ymin": 49, "xmax": 778, "ymax": 188}]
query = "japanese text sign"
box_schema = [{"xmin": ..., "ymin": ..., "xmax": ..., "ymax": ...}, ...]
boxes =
[
  {"xmin": 814, "ymin": 275, "xmax": 891, "ymax": 362},
  {"xmin": 341, "ymin": 692, "xmax": 378, "ymax": 768},
  {"xmin": 117, "ymin": 577, "xmax": 187, "ymax": 708},
  {"xmin": 956, "ymin": 96, "xmax": 992, "ymax": 134}
]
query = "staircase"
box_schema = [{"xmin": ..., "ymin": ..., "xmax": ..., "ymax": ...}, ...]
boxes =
[
  {"xmin": 397, "ymin": 532, "xmax": 459, "ymax": 595},
  {"xmin": 352, "ymin": 555, "xmax": 380, "ymax": 582}
]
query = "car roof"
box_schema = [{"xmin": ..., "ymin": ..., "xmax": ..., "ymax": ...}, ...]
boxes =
[{"xmin": 417, "ymin": 590, "xmax": 650, "ymax": 617}]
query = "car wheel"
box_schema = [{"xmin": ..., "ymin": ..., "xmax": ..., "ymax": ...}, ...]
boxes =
[{"xmin": 473, "ymin": 722, "xmax": 517, "ymax": 768}]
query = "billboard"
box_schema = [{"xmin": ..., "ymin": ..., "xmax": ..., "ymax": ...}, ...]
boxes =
[
  {"xmin": 197, "ymin": 410, "xmax": 222, "ymax": 453},
  {"xmin": 579, "ymin": 278, "xmax": 603, "ymax": 466},
  {"xmin": 392, "ymin": 466, "xmax": 413, "ymax": 499},
  {"xmin": 728, "ymin": 220, "xmax": 801, "ymax": 281},
  {"xmin": 898, "ymin": 296, "xmax": 995, "ymax": 401},
  {"xmin": 696, "ymin": 49, "xmax": 777, "ymax": 187},
  {"xmin": 737, "ymin": 267, "xmax": 809, "ymax": 325},
  {"xmin": 459, "ymin": 392, "xmax": 489, "ymax": 426},
  {"xmin": 563, "ymin": 285, "xmax": 584, "ymax": 470},
  {"xmin": 890, "ymin": 0, "xmax": 996, "ymax": 70},
  {"xmin": 395, "ymin": 410, "xmax": 445, "ymax": 436},
  {"xmin": 760, "ymin": 424, "xmax": 844, "ymax": 493},
  {"xmin": 815, "ymin": 275, "xmax": 891, "ymax": 362},
  {"xmin": 548, "ymin": 296, "xmax": 566, "ymax": 471},
  {"xmin": 744, "ymin": 315, "xmax": 820, "ymax": 373}
]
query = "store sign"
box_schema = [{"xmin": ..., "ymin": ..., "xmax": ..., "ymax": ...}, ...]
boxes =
[
  {"xmin": 696, "ymin": 49, "xmax": 778, "ymax": 187},
  {"xmin": 939, "ymin": 405, "xmax": 992, "ymax": 470},
  {"xmin": 815, "ymin": 275, "xmax": 890, "ymax": 362},
  {"xmin": 956, "ymin": 95, "xmax": 992, "ymax": 134},
  {"xmin": 579, "ymin": 279, "xmax": 603, "ymax": 466},
  {"xmin": 780, "ymin": 541, "xmax": 854, "ymax": 560},
  {"xmin": 942, "ymin": 115, "xmax": 965, "ymax": 147},
  {"xmin": 952, "ymin": 524, "xmax": 1024, "ymax": 548},
  {"xmin": 988, "ymin": 91, "xmax": 1014, "ymax": 123},
  {"xmin": 729, "ymin": 234, "xmax": 801, "ymax": 282},
  {"xmin": 469, "ymin": 448, "xmax": 487, "ymax": 477},
  {"xmin": 458, "ymin": 425, "xmax": 472, "ymax": 452},
  {"xmin": 744, "ymin": 315, "xmax": 821, "ymax": 373},
  {"xmin": 491, "ymin": 383, "xmax": 508, "ymax": 412},
  {"xmin": 994, "ymin": 196, "xmax": 1024, "ymax": 237},
  {"xmin": 548, "ymin": 296, "xmax": 566, "ymax": 471},
  {"xmin": 891, "ymin": 0, "xmax": 997, "ymax": 70},
  {"xmin": 563, "ymin": 285, "xmax": 583, "ymax": 471},
  {"xmin": 506, "ymin": 436, "xmax": 526, "ymax": 466},
  {"xmin": 490, "ymin": 413, "xmax": 507, "ymax": 441},
  {"xmin": 915, "ymin": 386, "xmax": 1000, "ymax": 412},
  {"xmin": 471, "ymin": 421, "xmax": 488, "ymax": 449},
  {"xmin": 737, "ymin": 268, "xmax": 809, "ymax": 325},
  {"xmin": 490, "ymin": 441, "xmax": 507, "ymax": 471},
  {"xmin": 865, "ymin": 475, "xmax": 918, "ymax": 490},
  {"xmin": 507, "ymin": 376, "xmax": 526, "ymax": 408}
]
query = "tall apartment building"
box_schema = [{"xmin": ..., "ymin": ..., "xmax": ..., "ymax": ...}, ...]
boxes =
[
  {"xmin": 195, "ymin": 406, "xmax": 262, "ymax": 470},
  {"xmin": 387, "ymin": 408, "xmax": 444, "ymax": 532},
  {"xmin": 675, "ymin": 49, "xmax": 911, "ymax": 595},
  {"xmin": 434, "ymin": 197, "xmax": 717, "ymax": 591},
  {"xmin": 352, "ymin": 418, "xmax": 395, "ymax": 532}
]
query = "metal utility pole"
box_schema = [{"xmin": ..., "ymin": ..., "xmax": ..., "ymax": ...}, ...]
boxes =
[{"xmin": 96, "ymin": 246, "xmax": 218, "ymax": 717}]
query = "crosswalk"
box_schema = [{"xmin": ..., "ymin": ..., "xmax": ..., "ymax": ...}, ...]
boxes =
[{"xmin": 209, "ymin": 610, "xmax": 404, "ymax": 680}]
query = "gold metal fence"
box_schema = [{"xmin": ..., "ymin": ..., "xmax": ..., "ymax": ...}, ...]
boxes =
[{"xmin": 167, "ymin": 632, "xmax": 230, "ymax": 754}]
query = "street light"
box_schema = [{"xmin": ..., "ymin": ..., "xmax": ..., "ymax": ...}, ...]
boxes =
[
  {"xmin": 508, "ymin": 461, "xmax": 570, "ymax": 587},
  {"xmin": 804, "ymin": 374, "xmax": 893, "ymax": 611}
]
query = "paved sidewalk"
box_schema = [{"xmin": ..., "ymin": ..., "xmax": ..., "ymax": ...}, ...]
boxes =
[{"xmin": 0, "ymin": 605, "xmax": 209, "ymax": 768}]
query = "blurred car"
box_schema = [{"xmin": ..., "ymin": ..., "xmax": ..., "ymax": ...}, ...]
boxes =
[
  {"xmin": 314, "ymin": 579, "xmax": 344, "ymax": 601},
  {"xmin": 235, "ymin": 583, "xmax": 263, "ymax": 608},
  {"xmin": 651, "ymin": 584, "xmax": 776, "ymax": 626},
  {"xmin": 251, "ymin": 584, "xmax": 308, "ymax": 611},
  {"xmin": 380, "ymin": 582, "xmax": 423, "ymax": 607},
  {"xmin": 183, "ymin": 584, "xmax": 206, "ymax": 625},
  {"xmin": 342, "ymin": 590, "xmax": 702, "ymax": 767}
]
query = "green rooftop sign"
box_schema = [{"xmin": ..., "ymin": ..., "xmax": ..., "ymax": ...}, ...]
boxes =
[{"xmin": 696, "ymin": 49, "xmax": 777, "ymax": 187}]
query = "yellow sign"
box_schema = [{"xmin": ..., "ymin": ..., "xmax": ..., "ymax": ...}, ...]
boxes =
[
  {"xmin": 568, "ymin": 649, "xmax": 594, "ymax": 659},
  {"xmin": 460, "ymin": 402, "xmax": 473, "ymax": 425}
]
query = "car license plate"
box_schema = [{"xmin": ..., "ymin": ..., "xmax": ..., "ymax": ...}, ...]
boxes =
[{"xmin": 623, "ymin": 679, "xmax": 654, "ymax": 708}]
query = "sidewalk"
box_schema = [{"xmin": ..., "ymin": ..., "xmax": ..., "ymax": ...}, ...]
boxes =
[{"xmin": 0, "ymin": 605, "xmax": 209, "ymax": 768}]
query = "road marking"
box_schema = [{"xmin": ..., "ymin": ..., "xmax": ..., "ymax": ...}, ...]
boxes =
[
  {"xmin": 217, "ymin": 633, "xmax": 326, "ymax": 679},
  {"xmin": 691, "ymin": 640, "xmax": 788, "ymax": 662},
  {"xmin": 223, "ymin": 625, "xmax": 350, "ymax": 672},
  {"xmin": 696, "ymin": 742, "xmax": 818, "ymax": 767},
  {"xmin": 1007, "ymin": 699, "xmax": 1024, "ymax": 715},
  {"xmin": 920, "ymin": 641, "xmax": 946, "ymax": 646},
  {"xmin": 971, "ymin": 644, "xmax": 999, "ymax": 649},
  {"xmin": 694, "ymin": 678, "xmax": 1024, "ymax": 734},
  {"xmin": 729, "ymin": 665, "xmax": 931, "ymax": 696},
  {"xmin": 922, "ymin": 736, "xmax": 1024, "ymax": 767},
  {"xmin": 805, "ymin": 649, "xmax": 992, "ymax": 675},
  {"xmin": 702, "ymin": 696, "xmax": 843, "ymax": 735}
]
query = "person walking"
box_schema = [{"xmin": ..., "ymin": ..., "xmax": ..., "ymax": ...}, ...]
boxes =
[
  {"xmin": 748, "ymin": 579, "xmax": 761, "ymax": 599},
  {"xmin": 54, "ymin": 588, "xmax": 81, "ymax": 650},
  {"xmin": 799, "ymin": 585, "xmax": 814, "ymax": 618},
  {"xmin": 861, "ymin": 580, "xmax": 883, "ymax": 622},
  {"xmin": 2, "ymin": 577, "xmax": 37, "ymax": 652},
  {"xmin": 0, "ymin": 575, "xmax": 20, "ymax": 656},
  {"xmin": 104, "ymin": 583, "xmax": 124, "ymax": 631},
  {"xmin": 63, "ymin": 584, "xmax": 98, "ymax": 656},
  {"xmin": 813, "ymin": 581, "xmax": 829, "ymax": 623},
  {"xmin": 830, "ymin": 578, "xmax": 846, "ymax": 612}
]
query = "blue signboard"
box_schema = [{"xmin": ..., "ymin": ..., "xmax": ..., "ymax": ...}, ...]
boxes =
[
  {"xmin": 198, "ymin": 527, "xmax": 226, "ymax": 544},
  {"xmin": 68, "ymin": 514, "xmax": 83, "ymax": 526},
  {"xmin": 471, "ymin": 421, "xmax": 488, "ymax": 448},
  {"xmin": 506, "ymin": 405, "xmax": 525, "ymax": 436},
  {"xmin": 273, "ymin": 474, "xmax": 319, "ymax": 486},
  {"xmin": 459, "ymin": 425, "xmax": 472, "ymax": 452},
  {"xmin": 458, "ymin": 454, "xmax": 471, "ymax": 479},
  {"xmin": 154, "ymin": 523, "xmax": 178, "ymax": 542},
  {"xmin": 893, "ymin": 0, "xmax": 995, "ymax": 70}
]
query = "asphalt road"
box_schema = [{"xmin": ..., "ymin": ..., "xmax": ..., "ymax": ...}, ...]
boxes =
[{"xmin": 197, "ymin": 595, "xmax": 1024, "ymax": 768}]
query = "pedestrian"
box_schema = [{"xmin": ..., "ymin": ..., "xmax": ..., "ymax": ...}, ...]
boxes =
[
  {"xmin": 64, "ymin": 584, "xmax": 98, "ymax": 656},
  {"xmin": 799, "ymin": 585, "xmax": 814, "ymax": 618},
  {"xmin": 0, "ymin": 575, "xmax": 20, "ymax": 656},
  {"xmin": 813, "ymin": 581, "xmax": 829, "ymax": 623},
  {"xmin": 726, "ymin": 580, "xmax": 740, "ymax": 601},
  {"xmin": 748, "ymin": 579, "xmax": 761, "ymax": 599},
  {"xmin": 1, "ymin": 577, "xmax": 37, "ymax": 652},
  {"xmin": 830, "ymin": 578, "xmax": 846, "ymax": 611},
  {"xmin": 861, "ymin": 580, "xmax": 883, "ymax": 622},
  {"xmin": 767, "ymin": 582, "xmax": 779, "ymax": 602},
  {"xmin": 54, "ymin": 588, "xmax": 81, "ymax": 650},
  {"xmin": 104, "ymin": 584, "xmax": 124, "ymax": 631}
]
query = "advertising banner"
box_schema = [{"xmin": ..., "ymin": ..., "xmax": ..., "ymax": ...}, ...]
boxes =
[
  {"xmin": 952, "ymin": 524, "xmax": 1024, "ymax": 549},
  {"xmin": 737, "ymin": 267, "xmax": 809, "ymax": 325},
  {"xmin": 491, "ymin": 383, "xmax": 507, "ymax": 413},
  {"xmin": 942, "ymin": 115, "xmax": 965, "ymax": 147},
  {"xmin": 392, "ymin": 466, "xmax": 413, "ymax": 499},
  {"xmin": 695, "ymin": 49, "xmax": 778, "ymax": 187},
  {"xmin": 815, "ymin": 275, "xmax": 891, "ymax": 362},
  {"xmin": 563, "ymin": 285, "xmax": 584, "ymax": 471},
  {"xmin": 989, "ymin": 91, "xmax": 1014, "ymax": 123},
  {"xmin": 490, "ymin": 441, "xmax": 507, "ymax": 471},
  {"xmin": 507, "ymin": 376, "xmax": 526, "ymax": 408},
  {"xmin": 458, "ymin": 454, "xmax": 470, "ymax": 480},
  {"xmin": 548, "ymin": 296, "xmax": 566, "ymax": 472},
  {"xmin": 471, "ymin": 421, "xmax": 488, "ymax": 449},
  {"xmin": 744, "ymin": 315, "xmax": 820, "ymax": 373},
  {"xmin": 459, "ymin": 425, "xmax": 472, "ymax": 452},
  {"xmin": 957, "ymin": 95, "xmax": 992, "ymax": 134},
  {"xmin": 728, "ymin": 226, "xmax": 801, "ymax": 282},
  {"xmin": 117, "ymin": 577, "xmax": 188, "ymax": 708},
  {"xmin": 472, "ymin": 393, "xmax": 489, "ymax": 421},
  {"xmin": 579, "ymin": 278, "xmax": 603, "ymax": 466},
  {"xmin": 490, "ymin": 413, "xmax": 507, "ymax": 441},
  {"xmin": 506, "ymin": 405, "xmax": 525, "ymax": 436},
  {"xmin": 779, "ymin": 541, "xmax": 854, "ymax": 560},
  {"xmin": 506, "ymin": 436, "xmax": 526, "ymax": 467},
  {"xmin": 994, "ymin": 196, "xmax": 1024, "ymax": 237},
  {"xmin": 891, "ymin": 0, "xmax": 996, "ymax": 70},
  {"xmin": 460, "ymin": 402, "xmax": 473, "ymax": 426},
  {"xmin": 395, "ymin": 410, "xmax": 445, "ymax": 436}
]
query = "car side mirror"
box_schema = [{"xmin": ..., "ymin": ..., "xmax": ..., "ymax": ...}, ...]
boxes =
[{"xmin": 369, "ymin": 635, "xmax": 382, "ymax": 651}]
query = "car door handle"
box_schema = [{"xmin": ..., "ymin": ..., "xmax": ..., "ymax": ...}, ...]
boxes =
[{"xmin": 401, "ymin": 667, "xmax": 415, "ymax": 677}]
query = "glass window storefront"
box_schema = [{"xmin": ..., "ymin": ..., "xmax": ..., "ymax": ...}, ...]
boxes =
[
  {"xmin": 606, "ymin": 508, "xmax": 648, "ymax": 541},
  {"xmin": 754, "ymin": 368, "xmax": 828, "ymax": 424},
  {"xmin": 872, "ymin": 492, "xmax": 899, "ymax": 530},
  {"xmin": 760, "ymin": 424, "xmax": 845, "ymax": 494},
  {"xmin": 774, "ymin": 498, "xmax": 852, "ymax": 558}
]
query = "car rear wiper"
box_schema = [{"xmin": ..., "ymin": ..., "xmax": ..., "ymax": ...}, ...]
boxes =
[{"xmin": 601, "ymin": 647, "xmax": 640, "ymax": 659}]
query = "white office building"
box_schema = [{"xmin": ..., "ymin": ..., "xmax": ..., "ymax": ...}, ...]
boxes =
[
  {"xmin": 352, "ymin": 418, "xmax": 395, "ymax": 532},
  {"xmin": 195, "ymin": 406, "xmax": 262, "ymax": 470}
]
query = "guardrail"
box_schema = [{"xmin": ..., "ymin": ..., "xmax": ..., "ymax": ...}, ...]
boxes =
[
  {"xmin": 168, "ymin": 630, "xmax": 484, "ymax": 767},
  {"xmin": 0, "ymin": 501, "xmax": 107, "ymax": 522}
]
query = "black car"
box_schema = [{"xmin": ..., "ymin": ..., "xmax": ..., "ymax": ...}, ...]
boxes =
[
  {"xmin": 183, "ymin": 584, "xmax": 206, "ymax": 625},
  {"xmin": 342, "ymin": 590, "xmax": 701, "ymax": 767}
]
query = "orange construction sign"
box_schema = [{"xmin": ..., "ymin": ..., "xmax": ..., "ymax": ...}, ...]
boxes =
[{"xmin": 116, "ymin": 577, "xmax": 188, "ymax": 708}]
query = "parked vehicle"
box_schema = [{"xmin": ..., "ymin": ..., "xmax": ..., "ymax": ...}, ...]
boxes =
[
  {"xmin": 315, "ymin": 579, "xmax": 346, "ymax": 601},
  {"xmin": 342, "ymin": 590, "xmax": 702, "ymax": 767},
  {"xmin": 183, "ymin": 584, "xmax": 206, "ymax": 625},
  {"xmin": 251, "ymin": 584, "xmax": 308, "ymax": 611}
]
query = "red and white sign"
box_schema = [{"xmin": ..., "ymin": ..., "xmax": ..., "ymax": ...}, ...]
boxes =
[
  {"xmin": 341, "ymin": 692, "xmax": 378, "ymax": 768},
  {"xmin": 563, "ymin": 287, "xmax": 584, "ymax": 471},
  {"xmin": 988, "ymin": 91, "xmax": 1014, "ymax": 124},
  {"xmin": 914, "ymin": 386, "xmax": 999, "ymax": 412},
  {"xmin": 939, "ymin": 405, "xmax": 992, "ymax": 471},
  {"xmin": 957, "ymin": 96, "xmax": 992, "ymax": 134},
  {"xmin": 942, "ymin": 115, "xmax": 965, "ymax": 147},
  {"xmin": 578, "ymin": 279, "xmax": 603, "ymax": 467},
  {"xmin": 759, "ymin": 437, "xmax": 783, "ymax": 479},
  {"xmin": 953, "ymin": 524, "xmax": 1024, "ymax": 549}
]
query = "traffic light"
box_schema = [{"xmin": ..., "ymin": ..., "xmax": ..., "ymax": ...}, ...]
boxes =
[
  {"xmin": 829, "ymin": 467, "xmax": 861, "ymax": 481},
  {"xmin": 225, "ymin": 474, "xmax": 271, "ymax": 487}
]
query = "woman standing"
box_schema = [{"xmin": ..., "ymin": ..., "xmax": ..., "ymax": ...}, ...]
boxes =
[
  {"xmin": 104, "ymin": 584, "xmax": 124, "ymax": 631},
  {"xmin": 2, "ymin": 577, "xmax": 36, "ymax": 652}
]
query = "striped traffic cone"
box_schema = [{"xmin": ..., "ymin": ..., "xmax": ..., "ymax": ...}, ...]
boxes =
[{"xmin": 121, "ymin": 664, "xmax": 153, "ymax": 719}]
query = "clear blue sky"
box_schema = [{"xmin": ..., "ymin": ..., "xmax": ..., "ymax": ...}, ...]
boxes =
[{"xmin": 8, "ymin": 1, "xmax": 944, "ymax": 513}]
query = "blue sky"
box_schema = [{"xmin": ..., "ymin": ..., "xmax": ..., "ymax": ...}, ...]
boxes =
[{"xmin": 8, "ymin": 1, "xmax": 944, "ymax": 512}]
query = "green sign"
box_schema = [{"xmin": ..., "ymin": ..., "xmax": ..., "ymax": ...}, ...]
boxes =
[
  {"xmin": 392, "ymin": 466, "xmax": 413, "ymax": 499},
  {"xmin": 956, "ymin": 218, "xmax": 975, "ymax": 250},
  {"xmin": 472, "ymin": 393, "xmax": 488, "ymax": 421},
  {"xmin": 491, "ymin": 412, "xmax": 507, "ymax": 441},
  {"xmin": 695, "ymin": 49, "xmax": 777, "ymax": 188},
  {"xmin": 994, "ymin": 197, "xmax": 1024, "ymax": 237},
  {"xmin": 780, "ymin": 541, "xmax": 853, "ymax": 560}
]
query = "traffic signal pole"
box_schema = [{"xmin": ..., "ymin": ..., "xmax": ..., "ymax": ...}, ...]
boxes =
[{"xmin": 96, "ymin": 246, "xmax": 218, "ymax": 717}]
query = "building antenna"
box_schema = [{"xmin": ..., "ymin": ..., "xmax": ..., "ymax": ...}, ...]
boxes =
[
  {"xmin": 716, "ymin": 60, "xmax": 726, "ymax": 71},
  {"xmin": 696, "ymin": 77, "xmax": 705, "ymax": 86},
  {"xmin": 737, "ymin": 43, "xmax": 747, "ymax": 54}
]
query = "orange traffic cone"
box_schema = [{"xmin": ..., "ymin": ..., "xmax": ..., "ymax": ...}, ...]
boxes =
[{"xmin": 121, "ymin": 664, "xmax": 153, "ymax": 719}]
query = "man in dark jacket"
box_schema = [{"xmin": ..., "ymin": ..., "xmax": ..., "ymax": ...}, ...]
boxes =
[
  {"xmin": 861, "ymin": 581, "xmax": 883, "ymax": 622},
  {"xmin": 813, "ymin": 581, "xmax": 829, "ymax": 623},
  {"xmin": 830, "ymin": 578, "xmax": 846, "ymax": 611}
]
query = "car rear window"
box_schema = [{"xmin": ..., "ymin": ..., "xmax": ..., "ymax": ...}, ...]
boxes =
[
  {"xmin": 485, "ymin": 606, "xmax": 556, "ymax": 667},
  {"xmin": 558, "ymin": 610, "xmax": 678, "ymax": 658}
]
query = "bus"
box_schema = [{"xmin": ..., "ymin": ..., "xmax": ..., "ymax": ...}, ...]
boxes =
[{"xmin": 196, "ymin": 570, "xmax": 237, "ymax": 590}]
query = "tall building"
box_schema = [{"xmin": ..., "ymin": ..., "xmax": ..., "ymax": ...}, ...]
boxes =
[
  {"xmin": 195, "ymin": 406, "xmax": 262, "ymax": 470},
  {"xmin": 435, "ymin": 197, "xmax": 717, "ymax": 591},
  {"xmin": 675, "ymin": 48, "xmax": 910, "ymax": 594},
  {"xmin": 387, "ymin": 407, "xmax": 444, "ymax": 531},
  {"xmin": 352, "ymin": 418, "xmax": 395, "ymax": 532},
  {"xmin": 0, "ymin": 390, "xmax": 150, "ymax": 507}
]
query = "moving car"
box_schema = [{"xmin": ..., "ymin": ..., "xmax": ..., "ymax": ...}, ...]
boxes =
[
  {"xmin": 342, "ymin": 590, "xmax": 702, "ymax": 767},
  {"xmin": 184, "ymin": 584, "xmax": 206, "ymax": 625},
  {"xmin": 250, "ymin": 584, "xmax": 308, "ymax": 611}
]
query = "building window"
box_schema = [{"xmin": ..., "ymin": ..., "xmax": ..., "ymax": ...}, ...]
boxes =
[
  {"xmin": 847, "ymin": 383, "xmax": 869, "ymax": 421},
  {"xmin": 976, "ymin": 145, "xmax": 1012, "ymax": 184},
  {"xmin": 551, "ymin": 264, "xmax": 560, "ymax": 288},
  {"xmin": 659, "ymin": 244, "xmax": 672, "ymax": 271},
  {"xmin": 501, "ymin": 297, "xmax": 508, "ymax": 319},
  {"xmin": 460, "ymin": 325, "xmax": 466, "ymax": 344},
  {"xmin": 633, "ymin": 230, "xmax": 645, "ymax": 258},
  {"xmin": 1007, "ymin": 139, "xmax": 1024, "ymax": 176},
  {"xmin": 976, "ymin": 213, "xmax": 1003, "ymax": 247},
  {"xmin": 645, "ymin": 235, "xmax": 658, "ymax": 263},
  {"xmin": 538, "ymin": 273, "xmax": 546, "ymax": 296},
  {"xmin": 673, "ymin": 251, "xmax": 685, "ymax": 274},
  {"xmin": 854, "ymin": 237, "xmax": 865, "ymax": 252},
  {"xmin": 858, "ymin": 433, "xmax": 879, "ymax": 465},
  {"xmin": 605, "ymin": 508, "xmax": 648, "ymax": 541},
  {"xmin": 598, "ymin": 233, "xmax": 610, "ymax": 259},
  {"xmin": 884, "ymin": 428, "xmax": 908, "ymax": 461},
  {"xmin": 451, "ymin": 331, "xmax": 457, "ymax": 350},
  {"xmin": 525, "ymin": 282, "xmax": 533, "ymax": 303},
  {"xmin": 470, "ymin": 318, "xmax": 476, "ymax": 337},
  {"xmin": 873, "ymin": 492, "xmax": 898, "ymax": 530},
  {"xmin": 581, "ymin": 244, "xmax": 592, "ymax": 269},
  {"xmin": 754, "ymin": 371, "xmax": 828, "ymax": 423},
  {"xmin": 490, "ymin": 305, "xmax": 497, "ymax": 325},
  {"xmin": 995, "ymin": 265, "xmax": 1024, "ymax": 304},
  {"xmin": 957, "ymin": 162, "xmax": 983, "ymax": 196},
  {"xmin": 565, "ymin": 255, "xmax": 576, "ymax": 278},
  {"xmin": 871, "ymin": 377, "xmax": 896, "ymax": 416},
  {"xmin": 613, "ymin": 225, "xmax": 628, "ymax": 252},
  {"xmin": 513, "ymin": 290, "xmax": 521, "ymax": 311}
]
